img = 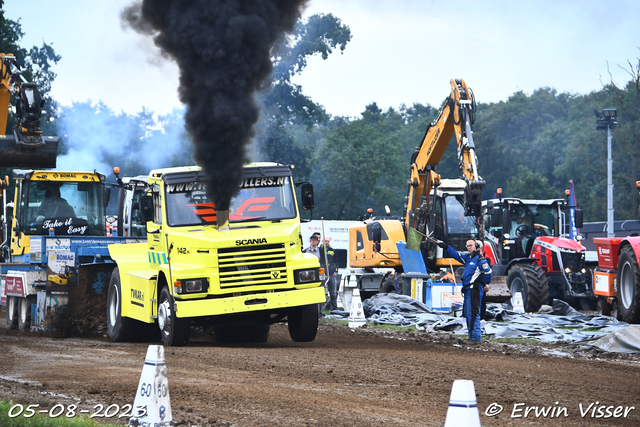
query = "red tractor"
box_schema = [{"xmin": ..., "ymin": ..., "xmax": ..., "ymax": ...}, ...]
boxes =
[{"xmin": 482, "ymin": 193, "xmax": 594, "ymax": 312}]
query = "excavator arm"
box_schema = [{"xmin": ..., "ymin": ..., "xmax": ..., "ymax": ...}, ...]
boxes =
[
  {"xmin": 0, "ymin": 53, "xmax": 58, "ymax": 168},
  {"xmin": 405, "ymin": 78, "xmax": 485, "ymax": 237}
]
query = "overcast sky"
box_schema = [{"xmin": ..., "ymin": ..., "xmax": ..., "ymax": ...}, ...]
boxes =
[{"xmin": 5, "ymin": 0, "xmax": 640, "ymax": 118}]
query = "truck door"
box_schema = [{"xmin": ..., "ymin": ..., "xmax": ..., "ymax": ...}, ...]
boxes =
[{"xmin": 146, "ymin": 186, "xmax": 168, "ymax": 267}]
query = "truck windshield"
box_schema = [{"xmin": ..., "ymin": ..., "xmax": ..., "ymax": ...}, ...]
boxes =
[
  {"xmin": 22, "ymin": 181, "xmax": 106, "ymax": 236},
  {"xmin": 165, "ymin": 176, "xmax": 297, "ymax": 226}
]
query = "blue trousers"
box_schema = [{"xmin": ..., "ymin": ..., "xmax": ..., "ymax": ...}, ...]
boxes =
[{"xmin": 464, "ymin": 285, "xmax": 484, "ymax": 341}]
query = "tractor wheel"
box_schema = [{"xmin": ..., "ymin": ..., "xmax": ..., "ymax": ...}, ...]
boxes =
[
  {"xmin": 507, "ymin": 264, "xmax": 550, "ymax": 313},
  {"xmin": 596, "ymin": 298, "xmax": 612, "ymax": 317},
  {"xmin": 5, "ymin": 296, "xmax": 18, "ymax": 330},
  {"xmin": 288, "ymin": 304, "xmax": 319, "ymax": 342},
  {"xmin": 158, "ymin": 286, "xmax": 190, "ymax": 346},
  {"xmin": 17, "ymin": 296, "xmax": 35, "ymax": 332},
  {"xmin": 617, "ymin": 246, "xmax": 640, "ymax": 323},
  {"xmin": 379, "ymin": 275, "xmax": 397, "ymax": 294},
  {"xmin": 107, "ymin": 267, "xmax": 134, "ymax": 342}
]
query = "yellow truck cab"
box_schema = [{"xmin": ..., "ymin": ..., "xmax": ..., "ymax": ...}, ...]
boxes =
[{"xmin": 107, "ymin": 163, "xmax": 324, "ymax": 346}]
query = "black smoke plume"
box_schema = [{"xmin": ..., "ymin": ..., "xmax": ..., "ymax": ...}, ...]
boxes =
[{"xmin": 121, "ymin": 0, "xmax": 308, "ymax": 210}]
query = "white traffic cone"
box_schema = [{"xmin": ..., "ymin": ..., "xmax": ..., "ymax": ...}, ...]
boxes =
[
  {"xmin": 512, "ymin": 292, "xmax": 525, "ymax": 313},
  {"xmin": 348, "ymin": 288, "xmax": 366, "ymax": 328},
  {"xmin": 444, "ymin": 379, "xmax": 481, "ymax": 427},
  {"xmin": 129, "ymin": 345, "xmax": 173, "ymax": 427}
]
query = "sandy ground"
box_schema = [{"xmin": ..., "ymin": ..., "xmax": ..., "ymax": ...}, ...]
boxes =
[{"xmin": 0, "ymin": 313, "xmax": 639, "ymax": 427}]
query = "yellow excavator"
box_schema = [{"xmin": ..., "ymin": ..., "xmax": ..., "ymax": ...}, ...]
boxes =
[
  {"xmin": 0, "ymin": 53, "xmax": 58, "ymax": 168},
  {"xmin": 348, "ymin": 79, "xmax": 494, "ymax": 295}
]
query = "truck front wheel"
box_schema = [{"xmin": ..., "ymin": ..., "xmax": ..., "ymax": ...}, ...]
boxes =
[
  {"xmin": 107, "ymin": 267, "xmax": 134, "ymax": 342},
  {"xmin": 288, "ymin": 304, "xmax": 318, "ymax": 342},
  {"xmin": 6, "ymin": 296, "xmax": 18, "ymax": 329},
  {"xmin": 617, "ymin": 246, "xmax": 640, "ymax": 323},
  {"xmin": 158, "ymin": 286, "xmax": 190, "ymax": 346}
]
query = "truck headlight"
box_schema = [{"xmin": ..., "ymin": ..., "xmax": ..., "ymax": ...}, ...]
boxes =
[
  {"xmin": 174, "ymin": 278, "xmax": 208, "ymax": 294},
  {"xmin": 295, "ymin": 268, "xmax": 319, "ymax": 284}
]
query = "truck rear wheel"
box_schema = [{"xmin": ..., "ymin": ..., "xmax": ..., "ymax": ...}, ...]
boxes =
[
  {"xmin": 507, "ymin": 264, "xmax": 550, "ymax": 313},
  {"xmin": 617, "ymin": 246, "xmax": 640, "ymax": 323},
  {"xmin": 288, "ymin": 304, "xmax": 318, "ymax": 342},
  {"xmin": 158, "ymin": 286, "xmax": 190, "ymax": 346},
  {"xmin": 18, "ymin": 296, "xmax": 35, "ymax": 332},
  {"xmin": 107, "ymin": 268, "xmax": 133, "ymax": 342},
  {"xmin": 5, "ymin": 296, "xmax": 18, "ymax": 329}
]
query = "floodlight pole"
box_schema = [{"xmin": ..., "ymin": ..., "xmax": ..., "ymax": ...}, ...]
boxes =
[{"xmin": 607, "ymin": 125, "xmax": 614, "ymax": 238}]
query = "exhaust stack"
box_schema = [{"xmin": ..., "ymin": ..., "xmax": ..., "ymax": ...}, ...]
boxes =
[{"xmin": 216, "ymin": 209, "xmax": 230, "ymax": 230}]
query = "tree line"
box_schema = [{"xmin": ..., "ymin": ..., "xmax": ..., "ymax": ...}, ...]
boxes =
[{"xmin": 2, "ymin": 5, "xmax": 639, "ymax": 222}]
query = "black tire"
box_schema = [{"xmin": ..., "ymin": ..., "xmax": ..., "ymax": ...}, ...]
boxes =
[
  {"xmin": 597, "ymin": 298, "xmax": 612, "ymax": 317},
  {"xmin": 617, "ymin": 246, "xmax": 640, "ymax": 323},
  {"xmin": 158, "ymin": 286, "xmax": 190, "ymax": 346},
  {"xmin": 380, "ymin": 275, "xmax": 397, "ymax": 294},
  {"xmin": 288, "ymin": 304, "xmax": 319, "ymax": 342},
  {"xmin": 612, "ymin": 301, "xmax": 621, "ymax": 321},
  {"xmin": 5, "ymin": 296, "xmax": 18, "ymax": 329},
  {"xmin": 507, "ymin": 264, "xmax": 550, "ymax": 313},
  {"xmin": 107, "ymin": 267, "xmax": 135, "ymax": 342},
  {"xmin": 214, "ymin": 324, "xmax": 270, "ymax": 343},
  {"xmin": 17, "ymin": 296, "xmax": 35, "ymax": 332}
]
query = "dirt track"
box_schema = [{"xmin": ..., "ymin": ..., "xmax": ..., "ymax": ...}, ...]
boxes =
[{"xmin": 0, "ymin": 317, "xmax": 639, "ymax": 427}]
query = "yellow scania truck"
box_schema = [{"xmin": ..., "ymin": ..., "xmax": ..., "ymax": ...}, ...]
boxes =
[{"xmin": 106, "ymin": 163, "xmax": 324, "ymax": 346}]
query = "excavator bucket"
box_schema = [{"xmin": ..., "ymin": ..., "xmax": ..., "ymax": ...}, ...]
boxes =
[{"xmin": 0, "ymin": 134, "xmax": 58, "ymax": 168}]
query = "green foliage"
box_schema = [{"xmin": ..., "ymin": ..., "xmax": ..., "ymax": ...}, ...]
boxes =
[
  {"xmin": 506, "ymin": 165, "xmax": 550, "ymax": 199},
  {"xmin": 313, "ymin": 104, "xmax": 405, "ymax": 219},
  {"xmin": 265, "ymin": 13, "xmax": 352, "ymax": 127}
]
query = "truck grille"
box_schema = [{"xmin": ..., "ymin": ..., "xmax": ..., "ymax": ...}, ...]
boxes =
[{"xmin": 218, "ymin": 243, "xmax": 287, "ymax": 288}]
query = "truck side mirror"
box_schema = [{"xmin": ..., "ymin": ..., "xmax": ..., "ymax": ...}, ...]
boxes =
[
  {"xmin": 140, "ymin": 195, "xmax": 155, "ymax": 222},
  {"xmin": 575, "ymin": 209, "xmax": 583, "ymax": 229},
  {"xmin": 103, "ymin": 186, "xmax": 111, "ymax": 208},
  {"xmin": 300, "ymin": 183, "xmax": 314, "ymax": 210}
]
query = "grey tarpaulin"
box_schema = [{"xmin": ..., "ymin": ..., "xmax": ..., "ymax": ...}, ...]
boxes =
[
  {"xmin": 327, "ymin": 293, "xmax": 638, "ymax": 352},
  {"xmin": 589, "ymin": 325, "xmax": 640, "ymax": 353}
]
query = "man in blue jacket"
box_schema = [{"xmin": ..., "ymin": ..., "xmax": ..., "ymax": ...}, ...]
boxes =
[{"xmin": 438, "ymin": 239, "xmax": 492, "ymax": 341}]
